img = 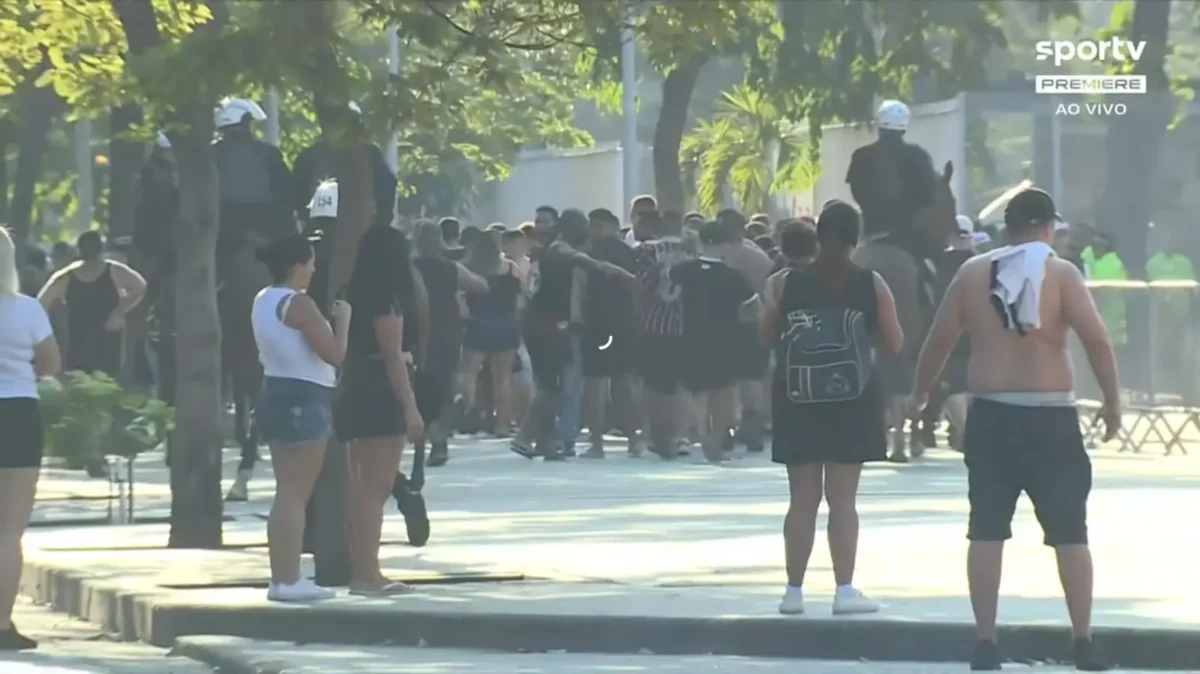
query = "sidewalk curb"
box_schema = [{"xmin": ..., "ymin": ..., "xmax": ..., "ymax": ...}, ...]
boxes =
[
  {"xmin": 20, "ymin": 558, "xmax": 1200, "ymax": 669},
  {"xmin": 172, "ymin": 637, "xmax": 291, "ymax": 674}
]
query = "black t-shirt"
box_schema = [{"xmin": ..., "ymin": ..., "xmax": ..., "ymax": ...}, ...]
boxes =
[
  {"xmin": 585, "ymin": 237, "xmax": 638, "ymax": 337},
  {"xmin": 671, "ymin": 257, "xmax": 755, "ymax": 357},
  {"xmin": 529, "ymin": 244, "xmax": 575, "ymax": 322},
  {"xmin": 846, "ymin": 139, "xmax": 936, "ymax": 236}
]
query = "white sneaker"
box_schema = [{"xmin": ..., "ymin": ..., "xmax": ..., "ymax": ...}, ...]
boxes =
[
  {"xmin": 778, "ymin": 586, "xmax": 805, "ymax": 615},
  {"xmin": 831, "ymin": 586, "xmax": 879, "ymax": 615},
  {"xmin": 267, "ymin": 578, "xmax": 336, "ymax": 602}
]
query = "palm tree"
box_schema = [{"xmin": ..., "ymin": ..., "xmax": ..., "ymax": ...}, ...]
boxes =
[{"xmin": 680, "ymin": 84, "xmax": 816, "ymax": 216}]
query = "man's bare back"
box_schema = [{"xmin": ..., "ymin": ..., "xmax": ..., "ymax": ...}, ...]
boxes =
[{"xmin": 916, "ymin": 250, "xmax": 1118, "ymax": 408}]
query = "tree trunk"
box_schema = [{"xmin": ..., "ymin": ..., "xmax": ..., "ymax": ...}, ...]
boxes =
[
  {"xmin": 167, "ymin": 104, "xmax": 224, "ymax": 549},
  {"xmin": 114, "ymin": 0, "xmax": 228, "ymax": 548},
  {"xmin": 1097, "ymin": 0, "xmax": 1171, "ymax": 394},
  {"xmin": 652, "ymin": 55, "xmax": 707, "ymax": 214},
  {"xmin": 9, "ymin": 67, "xmax": 61, "ymax": 263}
]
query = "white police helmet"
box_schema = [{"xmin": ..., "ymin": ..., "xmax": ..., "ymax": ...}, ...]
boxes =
[
  {"xmin": 214, "ymin": 98, "xmax": 267, "ymax": 128},
  {"xmin": 308, "ymin": 179, "xmax": 338, "ymax": 219},
  {"xmin": 876, "ymin": 99, "xmax": 910, "ymax": 132},
  {"xmin": 156, "ymin": 132, "xmax": 171, "ymax": 148},
  {"xmin": 348, "ymin": 101, "xmax": 362, "ymax": 114}
]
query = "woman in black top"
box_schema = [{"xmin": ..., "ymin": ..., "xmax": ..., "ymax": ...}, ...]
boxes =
[
  {"xmin": 411, "ymin": 220, "xmax": 487, "ymax": 465},
  {"xmin": 460, "ymin": 227, "xmax": 523, "ymax": 436},
  {"xmin": 333, "ymin": 224, "xmax": 424, "ymax": 595},
  {"xmin": 759, "ymin": 202, "xmax": 903, "ymax": 617}
]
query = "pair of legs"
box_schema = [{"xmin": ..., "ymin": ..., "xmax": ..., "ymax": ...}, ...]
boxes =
[
  {"xmin": 460, "ymin": 349, "xmax": 515, "ymax": 435},
  {"xmin": 512, "ymin": 325, "xmax": 568, "ymax": 459},
  {"xmin": 686, "ymin": 386, "xmax": 737, "ymax": 462},
  {"xmin": 783, "ymin": 462, "xmax": 863, "ymax": 588},
  {"xmin": 0, "ymin": 468, "xmax": 39, "ymax": 636},
  {"xmin": 640, "ymin": 336, "xmax": 684, "ymax": 456},
  {"xmin": 964, "ymin": 400, "xmax": 1095, "ymax": 648},
  {"xmin": 346, "ymin": 436, "xmax": 408, "ymax": 592},
  {"xmin": 582, "ymin": 373, "xmax": 641, "ymax": 454},
  {"xmin": 267, "ymin": 439, "xmax": 327, "ymax": 584}
]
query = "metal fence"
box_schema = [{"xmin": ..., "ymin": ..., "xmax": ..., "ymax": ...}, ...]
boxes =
[{"xmin": 1075, "ymin": 280, "xmax": 1200, "ymax": 455}]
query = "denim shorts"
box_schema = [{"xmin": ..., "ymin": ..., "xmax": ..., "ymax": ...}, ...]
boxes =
[{"xmin": 258, "ymin": 376, "xmax": 335, "ymax": 448}]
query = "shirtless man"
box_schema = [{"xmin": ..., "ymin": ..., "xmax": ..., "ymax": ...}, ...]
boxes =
[{"xmin": 905, "ymin": 189, "xmax": 1118, "ymax": 672}]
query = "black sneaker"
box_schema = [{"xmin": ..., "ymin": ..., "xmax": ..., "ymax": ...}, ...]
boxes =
[
  {"xmin": 510, "ymin": 438, "xmax": 538, "ymax": 459},
  {"xmin": 969, "ymin": 639, "xmax": 1002, "ymax": 671},
  {"xmin": 393, "ymin": 474, "xmax": 430, "ymax": 548},
  {"xmin": 540, "ymin": 442, "xmax": 568, "ymax": 461},
  {"xmin": 0, "ymin": 625, "xmax": 37, "ymax": 651},
  {"xmin": 1072, "ymin": 637, "xmax": 1109, "ymax": 671},
  {"xmin": 427, "ymin": 441, "xmax": 449, "ymax": 467}
]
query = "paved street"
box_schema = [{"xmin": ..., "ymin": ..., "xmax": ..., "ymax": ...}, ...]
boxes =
[
  {"xmin": 18, "ymin": 430, "xmax": 1200, "ymax": 668},
  {"xmin": 172, "ymin": 635, "xmax": 1194, "ymax": 673},
  {"xmin": 25, "ymin": 433, "xmax": 1200, "ymax": 630},
  {"xmin": 0, "ymin": 599, "xmax": 210, "ymax": 673}
]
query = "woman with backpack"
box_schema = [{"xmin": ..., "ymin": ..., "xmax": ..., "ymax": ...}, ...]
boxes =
[{"xmin": 759, "ymin": 201, "xmax": 903, "ymax": 617}]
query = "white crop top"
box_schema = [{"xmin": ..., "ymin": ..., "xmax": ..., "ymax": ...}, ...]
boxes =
[{"xmin": 252, "ymin": 286, "xmax": 337, "ymax": 387}]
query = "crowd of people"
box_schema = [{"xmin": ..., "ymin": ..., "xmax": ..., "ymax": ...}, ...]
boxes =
[{"xmin": 0, "ymin": 97, "xmax": 1129, "ymax": 671}]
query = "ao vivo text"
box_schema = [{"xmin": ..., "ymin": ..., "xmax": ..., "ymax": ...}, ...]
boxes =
[{"xmin": 1055, "ymin": 102, "xmax": 1127, "ymax": 116}]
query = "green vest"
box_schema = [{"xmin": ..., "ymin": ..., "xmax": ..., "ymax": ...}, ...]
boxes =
[
  {"xmin": 1083, "ymin": 248, "xmax": 1127, "ymax": 344},
  {"xmin": 1148, "ymin": 253, "xmax": 1195, "ymax": 318}
]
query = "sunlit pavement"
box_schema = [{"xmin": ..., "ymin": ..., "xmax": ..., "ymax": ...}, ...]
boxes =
[
  {"xmin": 0, "ymin": 600, "xmax": 209, "ymax": 673},
  {"xmin": 18, "ymin": 432, "xmax": 1200, "ymax": 668},
  {"xmin": 172, "ymin": 636, "xmax": 1195, "ymax": 674}
]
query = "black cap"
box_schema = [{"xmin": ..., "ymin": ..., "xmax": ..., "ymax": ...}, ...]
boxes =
[{"xmin": 1004, "ymin": 188, "xmax": 1061, "ymax": 229}]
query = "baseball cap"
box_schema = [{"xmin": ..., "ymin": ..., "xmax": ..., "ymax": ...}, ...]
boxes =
[{"xmin": 1004, "ymin": 188, "xmax": 1061, "ymax": 229}]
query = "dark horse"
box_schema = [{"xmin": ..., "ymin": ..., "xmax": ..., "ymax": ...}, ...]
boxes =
[
  {"xmin": 853, "ymin": 160, "xmax": 958, "ymax": 462},
  {"xmin": 220, "ymin": 242, "xmax": 271, "ymax": 501}
]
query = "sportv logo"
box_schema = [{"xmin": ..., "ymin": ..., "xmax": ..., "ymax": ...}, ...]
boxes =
[{"xmin": 1035, "ymin": 38, "xmax": 1147, "ymax": 68}]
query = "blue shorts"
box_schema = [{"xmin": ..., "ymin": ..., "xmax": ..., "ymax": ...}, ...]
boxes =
[
  {"xmin": 464, "ymin": 311, "xmax": 521, "ymax": 354},
  {"xmin": 258, "ymin": 376, "xmax": 334, "ymax": 448}
]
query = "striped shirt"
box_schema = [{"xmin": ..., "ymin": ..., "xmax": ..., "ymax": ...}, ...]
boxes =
[{"xmin": 635, "ymin": 236, "xmax": 690, "ymax": 337}]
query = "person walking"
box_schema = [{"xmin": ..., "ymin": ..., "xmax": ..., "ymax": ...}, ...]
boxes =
[
  {"xmin": 459, "ymin": 227, "xmax": 523, "ymax": 436},
  {"xmin": 38, "ymin": 231, "xmax": 146, "ymax": 477},
  {"xmin": 0, "ymin": 228, "xmax": 61, "ymax": 650},
  {"xmin": 333, "ymin": 224, "xmax": 425, "ymax": 595},
  {"xmin": 906, "ymin": 188, "xmax": 1116, "ymax": 671},
  {"xmin": 760, "ymin": 202, "xmax": 903, "ymax": 617},
  {"xmin": 252, "ymin": 234, "xmax": 350, "ymax": 602}
]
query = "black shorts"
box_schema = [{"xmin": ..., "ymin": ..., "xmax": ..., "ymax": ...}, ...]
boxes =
[
  {"xmin": 639, "ymin": 334, "xmax": 683, "ymax": 395},
  {"xmin": 681, "ymin": 342, "xmax": 738, "ymax": 393},
  {"xmin": 523, "ymin": 316, "xmax": 570, "ymax": 392},
  {"xmin": 582, "ymin": 330, "xmax": 637, "ymax": 378},
  {"xmin": 0, "ymin": 397, "xmax": 44, "ymax": 469},
  {"xmin": 964, "ymin": 399, "xmax": 1091, "ymax": 546},
  {"xmin": 334, "ymin": 359, "xmax": 407, "ymax": 441}
]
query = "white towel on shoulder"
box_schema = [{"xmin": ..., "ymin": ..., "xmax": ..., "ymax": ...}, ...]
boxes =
[{"xmin": 988, "ymin": 241, "xmax": 1055, "ymax": 333}]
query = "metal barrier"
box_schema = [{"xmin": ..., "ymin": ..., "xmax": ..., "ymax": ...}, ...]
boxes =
[{"xmin": 1075, "ymin": 279, "xmax": 1200, "ymax": 455}]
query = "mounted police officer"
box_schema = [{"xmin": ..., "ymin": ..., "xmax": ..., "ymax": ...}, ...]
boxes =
[
  {"xmin": 846, "ymin": 100, "xmax": 939, "ymax": 249},
  {"xmin": 213, "ymin": 97, "xmax": 295, "ymax": 284}
]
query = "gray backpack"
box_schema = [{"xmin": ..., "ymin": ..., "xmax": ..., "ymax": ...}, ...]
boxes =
[{"xmin": 782, "ymin": 305, "xmax": 872, "ymax": 403}]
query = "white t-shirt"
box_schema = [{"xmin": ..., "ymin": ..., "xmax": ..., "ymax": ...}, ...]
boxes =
[{"xmin": 0, "ymin": 293, "xmax": 54, "ymax": 399}]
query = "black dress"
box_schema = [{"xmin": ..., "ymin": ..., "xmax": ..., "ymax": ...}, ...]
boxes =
[{"xmin": 770, "ymin": 264, "xmax": 888, "ymax": 465}]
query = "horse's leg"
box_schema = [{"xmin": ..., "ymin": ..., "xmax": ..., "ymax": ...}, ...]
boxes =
[
  {"xmin": 887, "ymin": 396, "xmax": 908, "ymax": 463},
  {"xmin": 226, "ymin": 377, "xmax": 255, "ymax": 502}
]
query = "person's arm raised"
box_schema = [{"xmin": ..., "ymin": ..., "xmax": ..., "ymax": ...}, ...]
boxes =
[
  {"xmin": 285, "ymin": 293, "xmax": 349, "ymax": 366},
  {"xmin": 547, "ymin": 240, "xmax": 635, "ymax": 282},
  {"xmin": 456, "ymin": 262, "xmax": 489, "ymax": 295}
]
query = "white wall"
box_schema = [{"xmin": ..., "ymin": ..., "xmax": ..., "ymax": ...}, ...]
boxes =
[{"xmin": 489, "ymin": 144, "xmax": 628, "ymax": 227}]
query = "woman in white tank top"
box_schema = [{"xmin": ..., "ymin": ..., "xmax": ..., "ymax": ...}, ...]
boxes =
[{"xmin": 252, "ymin": 233, "xmax": 351, "ymax": 603}]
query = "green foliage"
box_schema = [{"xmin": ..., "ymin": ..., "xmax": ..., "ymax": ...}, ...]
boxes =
[
  {"xmin": 38, "ymin": 371, "xmax": 174, "ymax": 468},
  {"xmin": 680, "ymin": 85, "xmax": 815, "ymax": 214}
]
